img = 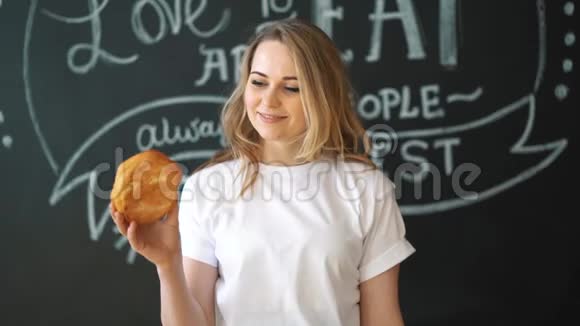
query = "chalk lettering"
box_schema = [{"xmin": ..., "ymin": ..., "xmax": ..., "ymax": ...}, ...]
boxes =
[
  {"xmin": 136, "ymin": 117, "xmax": 224, "ymax": 151},
  {"xmin": 400, "ymin": 139, "xmax": 429, "ymax": 182},
  {"xmin": 421, "ymin": 84, "xmax": 444, "ymax": 119},
  {"xmin": 131, "ymin": 0, "xmax": 231, "ymax": 44},
  {"xmin": 195, "ymin": 45, "xmax": 228, "ymax": 86},
  {"xmin": 184, "ymin": 0, "xmax": 231, "ymax": 38},
  {"xmin": 131, "ymin": 0, "xmax": 167, "ymax": 44},
  {"xmin": 262, "ymin": 0, "xmax": 294, "ymax": 18},
  {"xmin": 366, "ymin": 0, "xmax": 425, "ymax": 62},
  {"xmin": 357, "ymin": 84, "xmax": 444, "ymax": 121},
  {"xmin": 379, "ymin": 87, "xmax": 415, "ymax": 120},
  {"xmin": 43, "ymin": 0, "xmax": 138, "ymax": 74},
  {"xmin": 231, "ymin": 44, "xmax": 247, "ymax": 83},
  {"xmin": 433, "ymin": 137, "xmax": 461, "ymax": 175},
  {"xmin": 439, "ymin": 0, "xmax": 458, "ymax": 67},
  {"xmin": 311, "ymin": 0, "xmax": 353, "ymax": 63},
  {"xmin": 311, "ymin": 0, "xmax": 343, "ymax": 38},
  {"xmin": 399, "ymin": 136, "xmax": 461, "ymax": 182},
  {"xmin": 195, "ymin": 44, "xmax": 247, "ymax": 86}
]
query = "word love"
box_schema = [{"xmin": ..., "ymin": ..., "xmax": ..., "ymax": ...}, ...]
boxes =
[{"xmin": 44, "ymin": 0, "xmax": 230, "ymax": 74}]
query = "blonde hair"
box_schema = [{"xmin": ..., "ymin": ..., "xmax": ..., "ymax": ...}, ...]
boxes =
[{"xmin": 195, "ymin": 18, "xmax": 377, "ymax": 197}]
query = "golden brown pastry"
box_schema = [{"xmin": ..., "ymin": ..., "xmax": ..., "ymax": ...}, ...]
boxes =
[{"xmin": 111, "ymin": 149, "xmax": 182, "ymax": 224}]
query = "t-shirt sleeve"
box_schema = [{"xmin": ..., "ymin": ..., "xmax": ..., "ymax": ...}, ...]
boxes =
[
  {"xmin": 178, "ymin": 174, "xmax": 218, "ymax": 267},
  {"xmin": 359, "ymin": 172, "xmax": 416, "ymax": 282}
]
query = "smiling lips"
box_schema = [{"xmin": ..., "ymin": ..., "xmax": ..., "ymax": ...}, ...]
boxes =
[{"xmin": 258, "ymin": 112, "xmax": 288, "ymax": 123}]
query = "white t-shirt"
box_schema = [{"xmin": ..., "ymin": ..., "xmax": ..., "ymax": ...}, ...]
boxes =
[{"xmin": 178, "ymin": 157, "xmax": 416, "ymax": 326}]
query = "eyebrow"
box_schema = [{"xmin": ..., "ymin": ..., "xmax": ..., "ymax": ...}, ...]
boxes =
[{"xmin": 250, "ymin": 71, "xmax": 297, "ymax": 80}]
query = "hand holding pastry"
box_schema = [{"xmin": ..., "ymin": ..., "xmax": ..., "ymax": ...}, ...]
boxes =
[{"xmin": 109, "ymin": 150, "xmax": 184, "ymax": 268}]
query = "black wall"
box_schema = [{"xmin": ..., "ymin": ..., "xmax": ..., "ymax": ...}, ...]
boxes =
[{"xmin": 1, "ymin": 0, "xmax": 578, "ymax": 325}]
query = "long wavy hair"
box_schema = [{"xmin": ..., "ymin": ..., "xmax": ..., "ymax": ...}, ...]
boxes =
[{"xmin": 195, "ymin": 18, "xmax": 376, "ymax": 197}]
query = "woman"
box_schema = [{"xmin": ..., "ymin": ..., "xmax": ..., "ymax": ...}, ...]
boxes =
[{"xmin": 111, "ymin": 18, "xmax": 416, "ymax": 326}]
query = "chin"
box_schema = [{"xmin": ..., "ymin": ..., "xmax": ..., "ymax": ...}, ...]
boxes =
[{"xmin": 256, "ymin": 130, "xmax": 285, "ymax": 141}]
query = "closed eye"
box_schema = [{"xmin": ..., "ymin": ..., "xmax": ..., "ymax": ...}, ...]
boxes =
[
  {"xmin": 251, "ymin": 80, "xmax": 266, "ymax": 87},
  {"xmin": 285, "ymin": 87, "xmax": 299, "ymax": 93}
]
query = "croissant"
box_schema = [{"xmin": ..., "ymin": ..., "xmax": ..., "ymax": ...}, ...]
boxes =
[{"xmin": 111, "ymin": 149, "xmax": 182, "ymax": 224}]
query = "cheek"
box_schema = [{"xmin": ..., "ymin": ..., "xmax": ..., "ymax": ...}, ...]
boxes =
[
  {"xmin": 244, "ymin": 89, "xmax": 259, "ymax": 111},
  {"xmin": 290, "ymin": 99, "xmax": 306, "ymax": 123}
]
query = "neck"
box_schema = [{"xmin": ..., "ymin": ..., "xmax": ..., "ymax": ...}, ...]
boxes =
[{"xmin": 260, "ymin": 140, "xmax": 304, "ymax": 166}]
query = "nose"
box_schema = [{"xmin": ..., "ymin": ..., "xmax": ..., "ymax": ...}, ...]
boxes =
[{"xmin": 262, "ymin": 86, "xmax": 281, "ymax": 108}]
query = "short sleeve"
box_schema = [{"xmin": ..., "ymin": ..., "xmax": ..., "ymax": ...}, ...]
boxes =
[
  {"xmin": 178, "ymin": 174, "xmax": 218, "ymax": 267},
  {"xmin": 359, "ymin": 173, "xmax": 416, "ymax": 282}
]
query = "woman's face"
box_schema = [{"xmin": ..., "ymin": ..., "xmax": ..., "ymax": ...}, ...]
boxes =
[{"xmin": 244, "ymin": 40, "xmax": 307, "ymax": 144}]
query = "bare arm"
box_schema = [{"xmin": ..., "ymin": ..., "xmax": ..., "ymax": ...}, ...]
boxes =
[
  {"xmin": 360, "ymin": 264, "xmax": 405, "ymax": 326},
  {"xmin": 158, "ymin": 257, "xmax": 218, "ymax": 326}
]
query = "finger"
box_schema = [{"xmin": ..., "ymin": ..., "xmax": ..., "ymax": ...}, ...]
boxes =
[
  {"xmin": 164, "ymin": 202, "xmax": 179, "ymax": 227},
  {"xmin": 113, "ymin": 212, "xmax": 128, "ymax": 236},
  {"xmin": 127, "ymin": 221, "xmax": 142, "ymax": 251},
  {"xmin": 109, "ymin": 202, "xmax": 117, "ymax": 216}
]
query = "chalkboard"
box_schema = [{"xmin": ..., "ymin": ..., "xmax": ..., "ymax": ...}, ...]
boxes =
[{"xmin": 1, "ymin": 0, "xmax": 578, "ymax": 325}]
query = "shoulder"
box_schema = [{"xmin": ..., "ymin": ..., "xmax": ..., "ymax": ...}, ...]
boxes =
[
  {"xmin": 186, "ymin": 159, "xmax": 240, "ymax": 184},
  {"xmin": 181, "ymin": 159, "xmax": 241, "ymax": 204},
  {"xmin": 334, "ymin": 159, "xmax": 395, "ymax": 198}
]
